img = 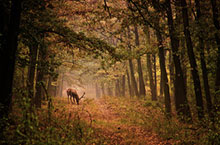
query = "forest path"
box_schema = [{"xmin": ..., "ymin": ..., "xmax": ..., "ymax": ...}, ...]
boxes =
[{"xmin": 55, "ymin": 96, "xmax": 173, "ymax": 145}]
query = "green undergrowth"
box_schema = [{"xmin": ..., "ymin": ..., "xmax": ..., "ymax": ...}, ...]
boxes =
[
  {"xmin": 102, "ymin": 96, "xmax": 220, "ymax": 145},
  {"xmin": 2, "ymin": 94, "xmax": 220, "ymax": 145},
  {"xmin": 1, "ymin": 97, "xmax": 105, "ymax": 145}
]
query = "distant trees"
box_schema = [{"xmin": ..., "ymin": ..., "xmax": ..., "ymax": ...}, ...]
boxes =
[{"xmin": 123, "ymin": 0, "xmax": 219, "ymax": 121}]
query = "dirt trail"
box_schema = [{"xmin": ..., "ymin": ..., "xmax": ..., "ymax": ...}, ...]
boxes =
[{"xmin": 63, "ymin": 97, "xmax": 172, "ymax": 145}]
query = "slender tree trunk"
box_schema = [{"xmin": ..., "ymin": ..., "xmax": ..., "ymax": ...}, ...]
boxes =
[
  {"xmin": 101, "ymin": 82, "xmax": 105, "ymax": 97},
  {"xmin": 160, "ymin": 73, "xmax": 164, "ymax": 97},
  {"xmin": 0, "ymin": 0, "xmax": 22, "ymax": 135},
  {"xmin": 28, "ymin": 46, "xmax": 38, "ymax": 104},
  {"xmin": 127, "ymin": 26, "xmax": 139, "ymax": 97},
  {"xmin": 181, "ymin": 0, "xmax": 204, "ymax": 119},
  {"xmin": 210, "ymin": 0, "xmax": 220, "ymax": 102},
  {"xmin": 147, "ymin": 54, "xmax": 157, "ymax": 101},
  {"xmin": 153, "ymin": 54, "xmax": 157, "ymax": 98},
  {"xmin": 48, "ymin": 76, "xmax": 53, "ymax": 98},
  {"xmin": 126, "ymin": 69, "xmax": 133, "ymax": 97},
  {"xmin": 107, "ymin": 85, "xmax": 113, "ymax": 96},
  {"xmin": 115, "ymin": 79, "xmax": 120, "ymax": 97},
  {"xmin": 58, "ymin": 73, "xmax": 64, "ymax": 97},
  {"xmin": 95, "ymin": 83, "xmax": 100, "ymax": 98},
  {"xmin": 144, "ymin": 26, "xmax": 157, "ymax": 100},
  {"xmin": 169, "ymin": 50, "xmax": 174, "ymax": 94},
  {"xmin": 166, "ymin": 0, "xmax": 192, "ymax": 120},
  {"xmin": 35, "ymin": 68, "xmax": 43, "ymax": 108},
  {"xmin": 134, "ymin": 26, "xmax": 146, "ymax": 97},
  {"xmin": 195, "ymin": 0, "xmax": 213, "ymax": 118},
  {"xmin": 155, "ymin": 21, "xmax": 172, "ymax": 117},
  {"xmin": 122, "ymin": 75, "xmax": 126, "ymax": 97},
  {"xmin": 129, "ymin": 59, "xmax": 139, "ymax": 97}
]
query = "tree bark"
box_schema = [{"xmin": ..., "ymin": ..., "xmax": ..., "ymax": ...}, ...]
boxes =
[
  {"xmin": 155, "ymin": 21, "xmax": 172, "ymax": 117},
  {"xmin": 27, "ymin": 46, "xmax": 38, "ymax": 104},
  {"xmin": 169, "ymin": 50, "xmax": 174, "ymax": 95},
  {"xmin": 134, "ymin": 26, "xmax": 146, "ymax": 97},
  {"xmin": 0, "ymin": 0, "xmax": 22, "ymax": 135},
  {"xmin": 181, "ymin": 0, "xmax": 204, "ymax": 119},
  {"xmin": 160, "ymin": 73, "xmax": 164, "ymax": 97},
  {"xmin": 127, "ymin": 26, "xmax": 139, "ymax": 97},
  {"xmin": 129, "ymin": 59, "xmax": 139, "ymax": 97},
  {"xmin": 35, "ymin": 67, "xmax": 43, "ymax": 108},
  {"xmin": 153, "ymin": 54, "xmax": 158, "ymax": 98},
  {"xmin": 126, "ymin": 69, "xmax": 133, "ymax": 97},
  {"xmin": 115, "ymin": 79, "xmax": 120, "ymax": 97},
  {"xmin": 195, "ymin": 0, "xmax": 213, "ymax": 118},
  {"xmin": 144, "ymin": 26, "xmax": 157, "ymax": 101},
  {"xmin": 166, "ymin": 0, "xmax": 192, "ymax": 120},
  {"xmin": 147, "ymin": 54, "xmax": 157, "ymax": 101},
  {"xmin": 95, "ymin": 83, "xmax": 100, "ymax": 98},
  {"xmin": 107, "ymin": 85, "xmax": 113, "ymax": 96},
  {"xmin": 121, "ymin": 75, "xmax": 126, "ymax": 97},
  {"xmin": 101, "ymin": 82, "xmax": 105, "ymax": 97},
  {"xmin": 210, "ymin": 0, "xmax": 220, "ymax": 103}
]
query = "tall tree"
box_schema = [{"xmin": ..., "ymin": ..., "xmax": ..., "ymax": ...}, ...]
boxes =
[
  {"xmin": 195, "ymin": 0, "xmax": 212, "ymax": 117},
  {"xmin": 115, "ymin": 79, "xmax": 120, "ymax": 97},
  {"xmin": 127, "ymin": 26, "xmax": 139, "ymax": 97},
  {"xmin": 126, "ymin": 69, "xmax": 133, "ymax": 97},
  {"xmin": 0, "ymin": 0, "xmax": 22, "ymax": 134},
  {"xmin": 210, "ymin": 0, "xmax": 220, "ymax": 103},
  {"xmin": 95, "ymin": 83, "xmax": 101, "ymax": 98},
  {"xmin": 101, "ymin": 82, "xmax": 106, "ymax": 97},
  {"xmin": 121, "ymin": 75, "xmax": 126, "ymax": 97},
  {"xmin": 144, "ymin": 27, "xmax": 157, "ymax": 101},
  {"xmin": 154, "ymin": 20, "xmax": 172, "ymax": 117},
  {"xmin": 165, "ymin": 0, "xmax": 192, "ymax": 119},
  {"xmin": 153, "ymin": 54, "xmax": 157, "ymax": 98},
  {"xmin": 27, "ymin": 45, "xmax": 38, "ymax": 105},
  {"xmin": 181, "ymin": 0, "xmax": 204, "ymax": 119},
  {"xmin": 134, "ymin": 26, "xmax": 146, "ymax": 97}
]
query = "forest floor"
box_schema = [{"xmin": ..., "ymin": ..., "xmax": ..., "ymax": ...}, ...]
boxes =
[{"xmin": 53, "ymin": 96, "xmax": 175, "ymax": 145}]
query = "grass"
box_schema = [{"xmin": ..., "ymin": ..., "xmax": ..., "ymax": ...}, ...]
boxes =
[{"xmin": 1, "ymin": 95, "xmax": 220, "ymax": 144}]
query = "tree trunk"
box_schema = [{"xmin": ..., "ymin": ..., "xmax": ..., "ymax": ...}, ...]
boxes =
[
  {"xmin": 126, "ymin": 69, "xmax": 133, "ymax": 97},
  {"xmin": 195, "ymin": 0, "xmax": 213, "ymax": 118},
  {"xmin": 95, "ymin": 83, "xmax": 100, "ymax": 98},
  {"xmin": 147, "ymin": 54, "xmax": 157, "ymax": 101},
  {"xmin": 134, "ymin": 26, "xmax": 146, "ymax": 97},
  {"xmin": 28, "ymin": 46, "xmax": 38, "ymax": 104},
  {"xmin": 166, "ymin": 0, "xmax": 192, "ymax": 120},
  {"xmin": 155, "ymin": 20, "xmax": 172, "ymax": 117},
  {"xmin": 153, "ymin": 54, "xmax": 158, "ymax": 98},
  {"xmin": 58, "ymin": 73, "xmax": 64, "ymax": 97},
  {"xmin": 169, "ymin": 50, "xmax": 174, "ymax": 95},
  {"xmin": 115, "ymin": 79, "xmax": 120, "ymax": 97},
  {"xmin": 160, "ymin": 73, "xmax": 164, "ymax": 97},
  {"xmin": 181, "ymin": 0, "xmax": 204, "ymax": 119},
  {"xmin": 121, "ymin": 75, "xmax": 126, "ymax": 97},
  {"xmin": 35, "ymin": 67, "xmax": 43, "ymax": 108},
  {"xmin": 47, "ymin": 76, "xmax": 53, "ymax": 98},
  {"xmin": 0, "ymin": 0, "xmax": 22, "ymax": 135},
  {"xmin": 107, "ymin": 85, "xmax": 113, "ymax": 96},
  {"xmin": 144, "ymin": 26, "xmax": 157, "ymax": 101},
  {"xmin": 210, "ymin": 0, "xmax": 220, "ymax": 103},
  {"xmin": 129, "ymin": 59, "xmax": 139, "ymax": 97},
  {"xmin": 127, "ymin": 26, "xmax": 139, "ymax": 97},
  {"xmin": 101, "ymin": 82, "xmax": 105, "ymax": 97}
]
